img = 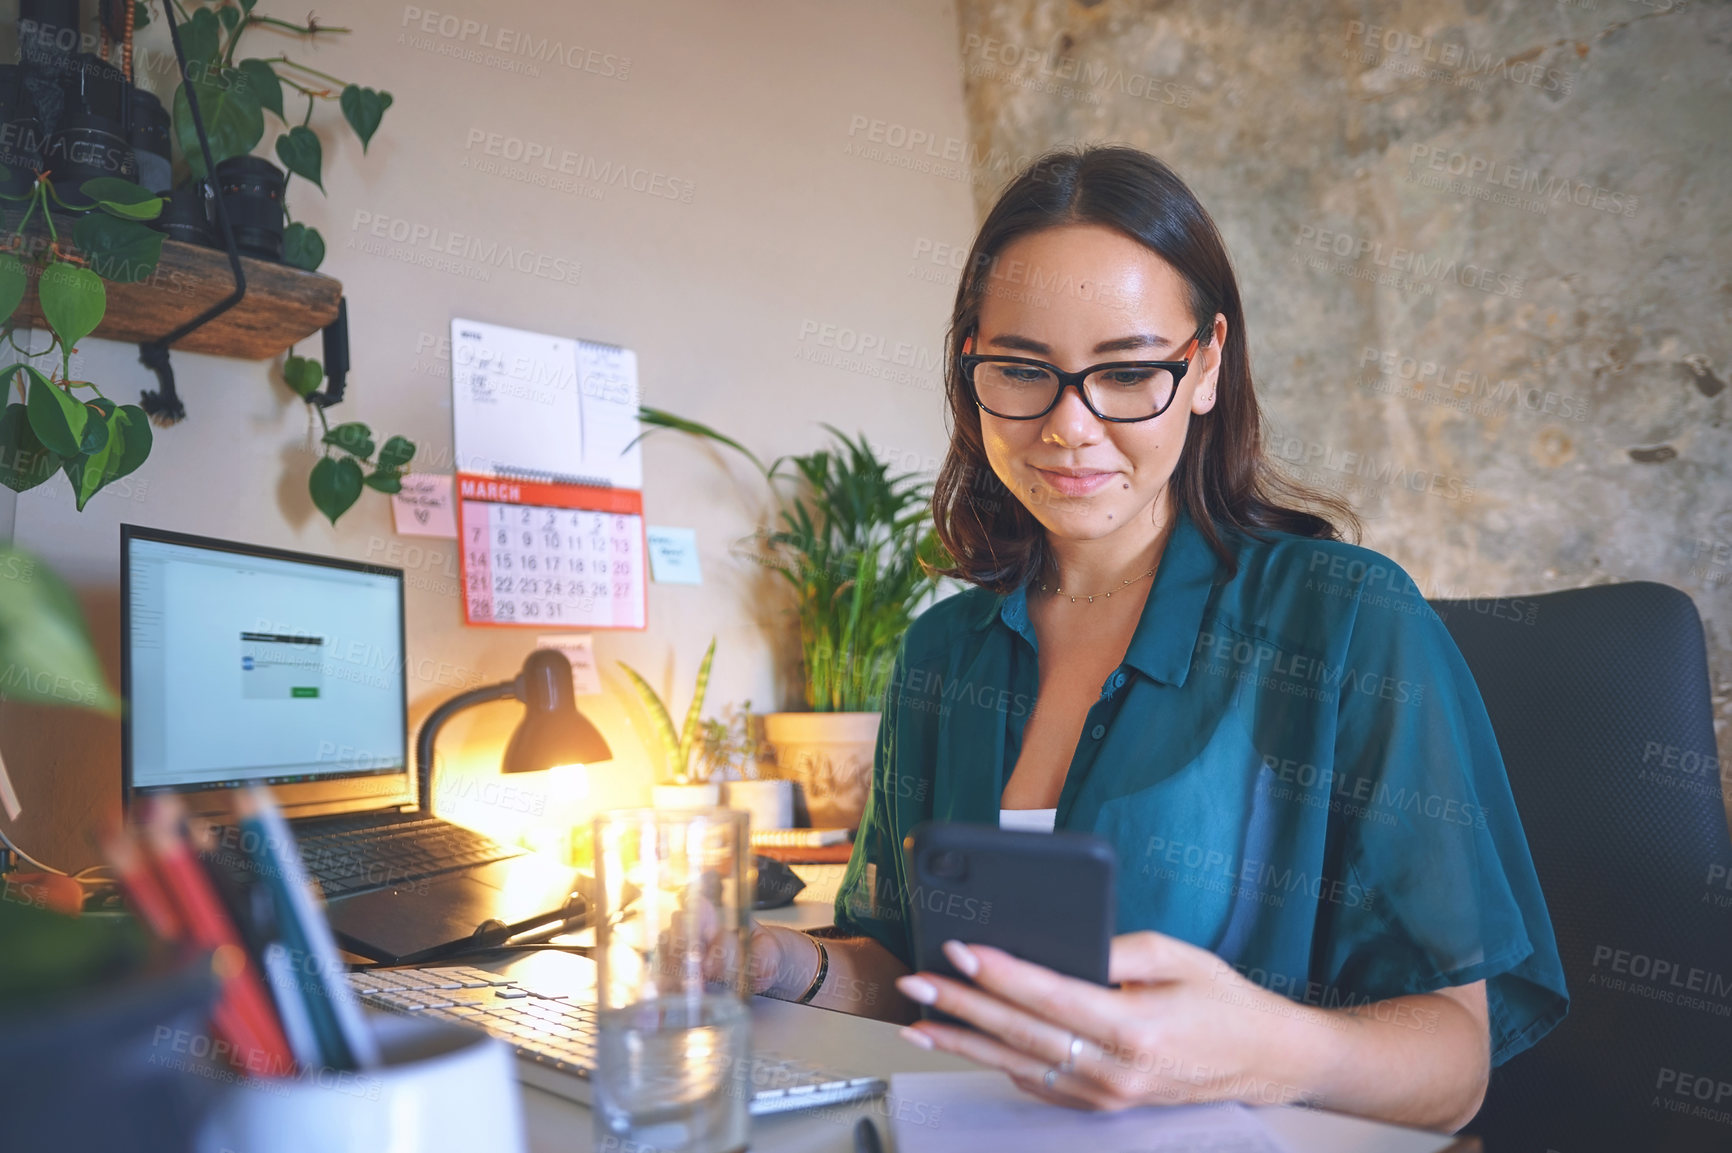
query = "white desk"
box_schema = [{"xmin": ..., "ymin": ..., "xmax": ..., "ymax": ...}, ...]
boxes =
[{"xmin": 495, "ymin": 942, "xmax": 1475, "ymax": 1153}]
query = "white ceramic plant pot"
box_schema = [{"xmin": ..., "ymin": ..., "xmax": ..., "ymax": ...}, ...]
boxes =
[
  {"xmin": 762, "ymin": 712, "xmax": 880, "ymax": 831},
  {"xmin": 203, "ymin": 1013, "xmax": 524, "ymax": 1153},
  {"xmin": 724, "ymin": 778, "xmax": 795, "ymax": 833},
  {"xmin": 651, "ymin": 782, "xmax": 722, "ymax": 809}
]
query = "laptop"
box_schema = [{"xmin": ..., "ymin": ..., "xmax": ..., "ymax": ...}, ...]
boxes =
[{"xmin": 121, "ymin": 524, "xmax": 588, "ymax": 964}]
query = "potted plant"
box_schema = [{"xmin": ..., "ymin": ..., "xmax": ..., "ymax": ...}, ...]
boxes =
[
  {"xmin": 699, "ymin": 700, "xmax": 795, "ymax": 833},
  {"xmin": 137, "ymin": 0, "xmax": 409, "ymax": 526},
  {"xmin": 0, "ymin": 2, "xmax": 410, "ymax": 525},
  {"xmin": 620, "ymin": 637, "xmax": 796, "ymax": 829},
  {"xmin": 619, "ymin": 636, "xmax": 727, "ymax": 807},
  {"xmin": 0, "ymin": 175, "xmax": 164, "ymax": 508},
  {"xmin": 634, "ymin": 411, "xmax": 949, "ymax": 829}
]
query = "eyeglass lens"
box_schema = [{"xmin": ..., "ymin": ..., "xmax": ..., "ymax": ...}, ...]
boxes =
[{"xmin": 971, "ymin": 362, "xmax": 1177, "ymax": 419}]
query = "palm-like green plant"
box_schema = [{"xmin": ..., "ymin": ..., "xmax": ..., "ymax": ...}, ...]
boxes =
[
  {"xmin": 618, "ymin": 636, "xmax": 716, "ymax": 783},
  {"xmin": 635, "ymin": 410, "xmax": 948, "ymax": 712}
]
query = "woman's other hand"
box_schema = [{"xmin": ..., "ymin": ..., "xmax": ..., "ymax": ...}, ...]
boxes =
[
  {"xmin": 692, "ymin": 900, "xmax": 792, "ymax": 995},
  {"xmin": 659, "ymin": 888, "xmax": 790, "ymax": 995}
]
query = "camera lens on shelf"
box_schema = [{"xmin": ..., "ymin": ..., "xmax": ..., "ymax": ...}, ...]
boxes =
[
  {"xmin": 42, "ymin": 55, "xmax": 137, "ymax": 207},
  {"xmin": 213, "ymin": 155, "xmax": 286, "ymax": 261},
  {"xmin": 71, "ymin": 52, "xmax": 127, "ymax": 122},
  {"xmin": 129, "ymin": 88, "xmax": 171, "ymax": 194},
  {"xmin": 155, "ymin": 180, "xmax": 217, "ymax": 247},
  {"xmin": 42, "ymin": 110, "xmax": 138, "ymax": 204}
]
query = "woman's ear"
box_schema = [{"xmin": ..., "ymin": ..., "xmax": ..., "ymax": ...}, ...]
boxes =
[{"xmin": 1190, "ymin": 314, "xmax": 1227, "ymax": 415}]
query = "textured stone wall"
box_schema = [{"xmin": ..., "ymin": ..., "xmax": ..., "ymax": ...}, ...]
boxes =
[{"xmin": 952, "ymin": 0, "xmax": 1730, "ymax": 780}]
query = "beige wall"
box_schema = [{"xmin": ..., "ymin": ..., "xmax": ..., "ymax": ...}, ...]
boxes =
[{"xmin": 2, "ymin": 0, "xmax": 973, "ymax": 868}]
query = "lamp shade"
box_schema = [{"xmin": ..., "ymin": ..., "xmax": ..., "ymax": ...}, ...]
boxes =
[{"xmin": 500, "ymin": 649, "xmax": 612, "ymax": 773}]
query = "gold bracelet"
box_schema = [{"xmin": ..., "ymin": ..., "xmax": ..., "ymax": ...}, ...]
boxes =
[{"xmin": 794, "ymin": 935, "xmax": 829, "ymax": 1005}]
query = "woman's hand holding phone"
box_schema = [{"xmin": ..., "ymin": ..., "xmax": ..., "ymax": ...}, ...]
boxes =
[
  {"xmin": 894, "ymin": 930, "xmax": 1491, "ymax": 1127},
  {"xmin": 894, "ymin": 930, "xmax": 1313, "ymax": 1111}
]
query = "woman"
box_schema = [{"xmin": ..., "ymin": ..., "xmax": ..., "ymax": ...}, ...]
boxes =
[{"xmin": 738, "ymin": 146, "xmax": 1567, "ymax": 1132}]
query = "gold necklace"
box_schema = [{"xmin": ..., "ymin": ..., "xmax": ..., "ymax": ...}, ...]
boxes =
[{"xmin": 1039, "ymin": 565, "xmax": 1156, "ymax": 604}]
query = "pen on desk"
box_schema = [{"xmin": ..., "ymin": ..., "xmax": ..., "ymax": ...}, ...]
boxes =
[{"xmin": 854, "ymin": 1116, "xmax": 883, "ymax": 1153}]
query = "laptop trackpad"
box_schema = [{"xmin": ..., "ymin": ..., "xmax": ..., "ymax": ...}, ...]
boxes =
[
  {"xmin": 329, "ymin": 872, "xmax": 508, "ymax": 963},
  {"xmin": 328, "ymin": 856, "xmax": 583, "ymax": 964}
]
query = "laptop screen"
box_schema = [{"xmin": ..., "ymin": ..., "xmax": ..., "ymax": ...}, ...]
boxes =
[{"xmin": 123, "ymin": 526, "xmax": 410, "ymax": 806}]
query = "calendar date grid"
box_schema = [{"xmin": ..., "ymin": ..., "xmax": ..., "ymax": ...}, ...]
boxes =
[{"xmin": 461, "ymin": 501, "xmax": 643, "ymax": 627}]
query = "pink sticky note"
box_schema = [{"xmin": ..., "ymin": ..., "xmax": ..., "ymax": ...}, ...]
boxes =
[{"xmin": 391, "ymin": 474, "xmax": 458, "ymax": 538}]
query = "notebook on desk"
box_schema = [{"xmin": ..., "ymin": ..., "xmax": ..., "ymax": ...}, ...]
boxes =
[
  {"xmin": 889, "ymin": 1073, "xmax": 1297, "ymax": 1153},
  {"xmin": 120, "ymin": 524, "xmax": 587, "ymax": 964}
]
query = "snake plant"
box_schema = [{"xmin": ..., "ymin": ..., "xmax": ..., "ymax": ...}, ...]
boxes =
[{"xmin": 618, "ymin": 636, "xmax": 715, "ymax": 783}]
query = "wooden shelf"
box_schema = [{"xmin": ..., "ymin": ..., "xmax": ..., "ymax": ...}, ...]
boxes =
[{"xmin": 15, "ymin": 235, "xmax": 342, "ymax": 360}]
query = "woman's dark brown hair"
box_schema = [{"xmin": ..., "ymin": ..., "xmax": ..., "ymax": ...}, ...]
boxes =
[{"xmin": 931, "ymin": 145, "xmax": 1359, "ymax": 591}]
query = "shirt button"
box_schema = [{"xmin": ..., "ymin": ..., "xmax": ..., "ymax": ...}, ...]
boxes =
[{"xmin": 1090, "ymin": 724, "xmax": 1107, "ymax": 740}]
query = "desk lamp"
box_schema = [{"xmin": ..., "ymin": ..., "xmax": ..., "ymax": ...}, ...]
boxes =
[{"xmin": 415, "ymin": 649, "xmax": 611, "ymax": 812}]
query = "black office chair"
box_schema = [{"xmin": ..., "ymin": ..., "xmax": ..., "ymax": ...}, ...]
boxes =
[{"xmin": 1430, "ymin": 582, "xmax": 1732, "ymax": 1153}]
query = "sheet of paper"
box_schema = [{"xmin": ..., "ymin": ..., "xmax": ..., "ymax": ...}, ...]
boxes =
[
  {"xmin": 536, "ymin": 634, "xmax": 603, "ymax": 696},
  {"xmin": 576, "ymin": 339, "xmax": 643, "ymax": 489},
  {"xmin": 390, "ymin": 473, "xmax": 458, "ymax": 538},
  {"xmin": 450, "ymin": 320, "xmax": 643, "ymax": 490},
  {"xmin": 889, "ymin": 1072, "xmax": 1299, "ymax": 1153},
  {"xmin": 451, "ymin": 318, "xmax": 585, "ymax": 482},
  {"xmin": 646, "ymin": 526, "xmax": 702, "ymax": 584}
]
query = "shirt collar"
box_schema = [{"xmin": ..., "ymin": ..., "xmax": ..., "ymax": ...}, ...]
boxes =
[{"xmin": 978, "ymin": 509, "xmax": 1223, "ymax": 687}]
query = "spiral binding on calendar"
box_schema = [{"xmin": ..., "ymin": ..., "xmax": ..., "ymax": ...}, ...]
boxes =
[{"xmin": 494, "ymin": 466, "xmax": 616, "ymax": 489}]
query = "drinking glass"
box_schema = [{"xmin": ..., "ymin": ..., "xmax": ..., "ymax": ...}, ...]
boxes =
[{"xmin": 592, "ymin": 808, "xmax": 751, "ymax": 1153}]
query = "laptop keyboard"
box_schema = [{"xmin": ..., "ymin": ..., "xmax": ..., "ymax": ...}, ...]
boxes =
[
  {"xmin": 297, "ymin": 817, "xmax": 522, "ymax": 896},
  {"xmin": 345, "ymin": 966, "xmax": 888, "ymax": 1116}
]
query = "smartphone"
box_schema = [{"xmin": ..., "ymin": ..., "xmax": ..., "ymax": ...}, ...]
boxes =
[{"xmin": 903, "ymin": 821, "xmax": 1116, "ymax": 1021}]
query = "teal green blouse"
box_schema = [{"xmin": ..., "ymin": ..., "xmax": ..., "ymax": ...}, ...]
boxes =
[{"xmin": 833, "ymin": 510, "xmax": 1568, "ymax": 1066}]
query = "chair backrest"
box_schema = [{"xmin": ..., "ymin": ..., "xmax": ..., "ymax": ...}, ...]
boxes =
[{"xmin": 1431, "ymin": 582, "xmax": 1732, "ymax": 1152}]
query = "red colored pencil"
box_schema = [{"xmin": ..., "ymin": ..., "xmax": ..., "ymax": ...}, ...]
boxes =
[
  {"xmin": 141, "ymin": 797, "xmax": 296, "ymax": 1077},
  {"xmin": 100, "ymin": 821, "xmax": 183, "ymax": 941}
]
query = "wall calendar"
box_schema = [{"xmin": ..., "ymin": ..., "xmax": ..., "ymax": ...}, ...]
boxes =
[{"xmin": 457, "ymin": 474, "xmax": 646, "ymax": 630}]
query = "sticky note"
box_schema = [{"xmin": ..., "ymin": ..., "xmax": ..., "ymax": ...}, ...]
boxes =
[
  {"xmin": 646, "ymin": 526, "xmax": 702, "ymax": 585},
  {"xmin": 537, "ymin": 634, "xmax": 603, "ymax": 696},
  {"xmin": 391, "ymin": 474, "xmax": 458, "ymax": 538}
]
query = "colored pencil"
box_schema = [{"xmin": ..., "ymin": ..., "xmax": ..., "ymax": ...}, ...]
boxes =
[{"xmin": 141, "ymin": 797, "xmax": 296, "ymax": 1077}]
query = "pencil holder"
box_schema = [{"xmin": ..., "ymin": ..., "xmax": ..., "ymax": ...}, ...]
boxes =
[{"xmin": 199, "ymin": 1012, "xmax": 526, "ymax": 1153}]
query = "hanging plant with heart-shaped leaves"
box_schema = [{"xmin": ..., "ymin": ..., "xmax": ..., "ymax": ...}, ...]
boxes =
[
  {"xmin": 0, "ymin": 170, "xmax": 162, "ymax": 509},
  {"xmin": 0, "ymin": 1, "xmax": 403, "ymax": 522}
]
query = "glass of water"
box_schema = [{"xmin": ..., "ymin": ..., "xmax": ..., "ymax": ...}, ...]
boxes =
[{"xmin": 592, "ymin": 808, "xmax": 751, "ymax": 1153}]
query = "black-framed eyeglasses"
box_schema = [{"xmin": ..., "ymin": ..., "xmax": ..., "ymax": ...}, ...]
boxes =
[{"xmin": 960, "ymin": 322, "xmax": 1213, "ymax": 422}]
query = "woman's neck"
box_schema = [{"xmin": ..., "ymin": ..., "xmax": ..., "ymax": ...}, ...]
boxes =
[{"xmin": 1038, "ymin": 500, "xmax": 1177, "ymax": 600}]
